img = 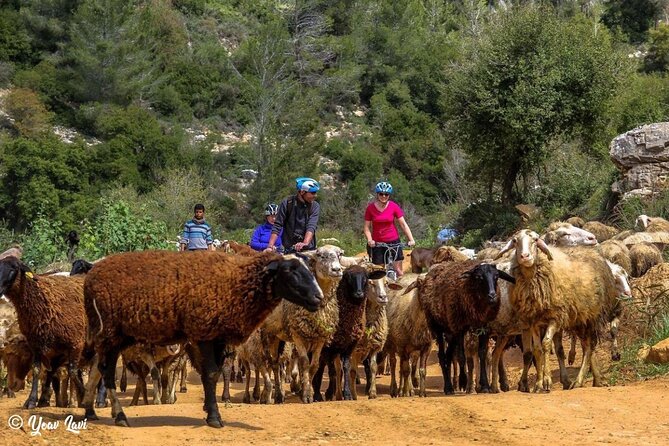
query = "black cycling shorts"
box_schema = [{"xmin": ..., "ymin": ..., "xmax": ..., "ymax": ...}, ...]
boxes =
[{"xmin": 367, "ymin": 239, "xmax": 404, "ymax": 266}]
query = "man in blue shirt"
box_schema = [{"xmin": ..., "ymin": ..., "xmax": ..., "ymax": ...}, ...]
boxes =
[{"xmin": 179, "ymin": 204, "xmax": 214, "ymax": 251}]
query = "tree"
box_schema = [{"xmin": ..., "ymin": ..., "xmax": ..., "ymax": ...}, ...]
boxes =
[
  {"xmin": 4, "ymin": 88, "xmax": 53, "ymax": 138},
  {"xmin": 444, "ymin": 5, "xmax": 628, "ymax": 203},
  {"xmin": 601, "ymin": 0, "xmax": 663, "ymax": 44}
]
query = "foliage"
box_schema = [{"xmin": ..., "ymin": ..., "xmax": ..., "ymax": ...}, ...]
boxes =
[
  {"xmin": 0, "ymin": 136, "xmax": 94, "ymax": 229},
  {"xmin": 444, "ymin": 5, "xmax": 629, "ymax": 203},
  {"xmin": 452, "ymin": 199, "xmax": 521, "ymax": 248},
  {"xmin": 613, "ymin": 189, "xmax": 669, "ymax": 229},
  {"xmin": 4, "ymin": 88, "xmax": 53, "ymax": 138},
  {"xmin": 20, "ymin": 214, "xmax": 66, "ymax": 270},
  {"xmin": 644, "ymin": 23, "xmax": 669, "ymax": 72},
  {"xmin": 601, "ymin": 0, "xmax": 662, "ymax": 44}
]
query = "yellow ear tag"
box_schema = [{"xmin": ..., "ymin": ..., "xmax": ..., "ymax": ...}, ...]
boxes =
[{"xmin": 25, "ymin": 272, "xmax": 34, "ymax": 279}]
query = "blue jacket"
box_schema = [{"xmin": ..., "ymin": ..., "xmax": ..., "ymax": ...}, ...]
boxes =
[{"xmin": 250, "ymin": 222, "xmax": 283, "ymax": 252}]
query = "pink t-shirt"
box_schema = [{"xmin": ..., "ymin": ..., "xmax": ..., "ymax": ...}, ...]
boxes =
[{"xmin": 364, "ymin": 201, "xmax": 404, "ymax": 242}]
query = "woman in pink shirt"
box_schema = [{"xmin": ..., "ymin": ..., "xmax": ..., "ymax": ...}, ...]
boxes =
[{"xmin": 363, "ymin": 181, "xmax": 416, "ymax": 277}]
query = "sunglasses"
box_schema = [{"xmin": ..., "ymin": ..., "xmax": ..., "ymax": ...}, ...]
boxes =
[{"xmin": 378, "ymin": 193, "xmax": 390, "ymax": 197}]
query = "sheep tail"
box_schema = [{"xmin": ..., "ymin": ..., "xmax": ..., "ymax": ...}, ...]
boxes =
[{"xmin": 92, "ymin": 297, "xmax": 104, "ymax": 338}]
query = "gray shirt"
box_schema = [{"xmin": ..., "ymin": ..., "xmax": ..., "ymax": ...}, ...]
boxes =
[{"xmin": 272, "ymin": 195, "xmax": 320, "ymax": 250}]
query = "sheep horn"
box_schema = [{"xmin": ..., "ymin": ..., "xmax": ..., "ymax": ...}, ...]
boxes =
[
  {"xmin": 536, "ymin": 238, "xmax": 553, "ymax": 260},
  {"xmin": 494, "ymin": 238, "xmax": 516, "ymax": 260}
]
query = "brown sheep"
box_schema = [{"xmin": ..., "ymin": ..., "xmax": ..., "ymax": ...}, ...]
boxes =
[
  {"xmin": 82, "ymin": 250, "xmax": 323, "ymax": 428},
  {"xmin": 410, "ymin": 247, "xmax": 435, "ymax": 273},
  {"xmin": 629, "ymin": 242, "xmax": 663, "ymax": 277},
  {"xmin": 0, "ymin": 258, "xmax": 86, "ymax": 409},
  {"xmin": 414, "ymin": 260, "xmax": 515, "ymax": 394},
  {"xmin": 224, "ymin": 240, "xmax": 258, "ymax": 256},
  {"xmin": 431, "ymin": 245, "xmax": 470, "ymax": 264},
  {"xmin": 497, "ymin": 230, "xmax": 619, "ymax": 392},
  {"xmin": 476, "ymin": 247, "xmax": 501, "ymax": 261},
  {"xmin": 582, "ymin": 221, "xmax": 619, "ymax": 242},
  {"xmin": 597, "ymin": 239, "xmax": 632, "ymax": 274},
  {"xmin": 565, "ymin": 216, "xmax": 586, "ymax": 228}
]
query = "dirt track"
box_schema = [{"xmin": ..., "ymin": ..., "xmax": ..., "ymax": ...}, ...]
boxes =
[{"xmin": 1, "ymin": 348, "xmax": 668, "ymax": 445}]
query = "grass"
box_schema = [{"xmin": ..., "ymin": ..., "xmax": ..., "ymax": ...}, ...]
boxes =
[{"xmin": 608, "ymin": 313, "xmax": 669, "ymax": 385}]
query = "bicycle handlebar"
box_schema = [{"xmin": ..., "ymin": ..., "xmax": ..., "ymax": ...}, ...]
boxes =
[{"xmin": 373, "ymin": 242, "xmax": 411, "ymax": 249}]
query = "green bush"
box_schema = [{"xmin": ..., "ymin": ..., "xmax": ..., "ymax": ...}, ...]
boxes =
[
  {"xmin": 613, "ymin": 189, "xmax": 669, "ymax": 229},
  {"xmin": 454, "ymin": 200, "xmax": 520, "ymax": 248},
  {"xmin": 20, "ymin": 214, "xmax": 66, "ymax": 270}
]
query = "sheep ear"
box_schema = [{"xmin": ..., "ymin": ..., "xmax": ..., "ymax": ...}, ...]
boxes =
[
  {"xmin": 495, "ymin": 238, "xmax": 516, "ymax": 259},
  {"xmin": 368, "ymin": 270, "xmax": 386, "ymax": 280},
  {"xmin": 498, "ymin": 270, "xmax": 515, "ymax": 284},
  {"xmin": 265, "ymin": 260, "xmax": 280, "ymax": 273},
  {"xmin": 536, "ymin": 239, "xmax": 553, "ymax": 260}
]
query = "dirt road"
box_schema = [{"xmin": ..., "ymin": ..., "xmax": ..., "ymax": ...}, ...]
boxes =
[{"xmin": 1, "ymin": 348, "xmax": 668, "ymax": 445}]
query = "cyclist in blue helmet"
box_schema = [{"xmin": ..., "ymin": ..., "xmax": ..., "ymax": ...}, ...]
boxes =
[
  {"xmin": 363, "ymin": 181, "xmax": 415, "ymax": 276},
  {"xmin": 249, "ymin": 203, "xmax": 283, "ymax": 251},
  {"xmin": 266, "ymin": 177, "xmax": 321, "ymax": 252}
]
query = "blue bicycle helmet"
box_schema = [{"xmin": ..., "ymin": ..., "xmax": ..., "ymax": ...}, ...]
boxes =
[
  {"xmin": 296, "ymin": 177, "xmax": 320, "ymax": 193},
  {"xmin": 375, "ymin": 181, "xmax": 393, "ymax": 194},
  {"xmin": 264, "ymin": 203, "xmax": 279, "ymax": 215}
]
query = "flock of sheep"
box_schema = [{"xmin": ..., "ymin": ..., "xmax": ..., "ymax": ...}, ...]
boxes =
[{"xmin": 0, "ymin": 214, "xmax": 667, "ymax": 429}]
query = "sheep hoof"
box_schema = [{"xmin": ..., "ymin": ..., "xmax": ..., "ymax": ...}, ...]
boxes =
[
  {"xmin": 180, "ymin": 387, "xmax": 188, "ymax": 393},
  {"xmin": 206, "ymin": 415, "xmax": 223, "ymax": 428},
  {"xmin": 85, "ymin": 409, "xmax": 98, "ymax": 421},
  {"xmin": 114, "ymin": 413, "xmax": 130, "ymax": 427},
  {"xmin": 478, "ymin": 386, "xmax": 491, "ymax": 394},
  {"xmin": 95, "ymin": 401, "xmax": 108, "ymax": 408},
  {"xmin": 314, "ymin": 392, "xmax": 324, "ymax": 402},
  {"xmin": 242, "ymin": 394, "xmax": 251, "ymax": 404},
  {"xmin": 23, "ymin": 399, "xmax": 37, "ymax": 409},
  {"xmin": 37, "ymin": 399, "xmax": 50, "ymax": 408},
  {"xmin": 500, "ymin": 382, "xmax": 510, "ymax": 392},
  {"xmin": 274, "ymin": 393, "xmax": 284, "ymax": 404},
  {"xmin": 367, "ymin": 392, "xmax": 376, "ymax": 400}
]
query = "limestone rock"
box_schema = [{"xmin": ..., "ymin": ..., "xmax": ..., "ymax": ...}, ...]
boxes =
[
  {"xmin": 610, "ymin": 123, "xmax": 669, "ymax": 196},
  {"xmin": 646, "ymin": 338, "xmax": 669, "ymax": 364}
]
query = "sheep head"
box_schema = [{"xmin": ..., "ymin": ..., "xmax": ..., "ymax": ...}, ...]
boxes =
[
  {"xmin": 460, "ymin": 263, "xmax": 513, "ymax": 303},
  {"xmin": 301, "ymin": 245, "xmax": 344, "ymax": 279},
  {"xmin": 496, "ymin": 230, "xmax": 553, "ymax": 267},
  {"xmin": 0, "ymin": 256, "xmax": 34, "ymax": 296},
  {"xmin": 265, "ymin": 256, "xmax": 324, "ymax": 312},
  {"xmin": 606, "ymin": 260, "xmax": 632, "ymax": 297},
  {"xmin": 543, "ymin": 223, "xmax": 597, "ymax": 247},
  {"xmin": 367, "ymin": 269, "xmax": 388, "ymax": 304},
  {"xmin": 341, "ymin": 265, "xmax": 369, "ymax": 301},
  {"xmin": 635, "ymin": 214, "xmax": 651, "ymax": 230}
]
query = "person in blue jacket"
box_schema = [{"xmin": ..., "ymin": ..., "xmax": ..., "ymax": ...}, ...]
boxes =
[{"xmin": 249, "ymin": 203, "xmax": 283, "ymax": 251}]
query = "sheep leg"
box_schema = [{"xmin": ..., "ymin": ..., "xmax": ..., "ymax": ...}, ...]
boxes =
[
  {"xmin": 389, "ymin": 351, "xmax": 399, "ymax": 398},
  {"xmin": 101, "ymin": 349, "xmax": 127, "ymax": 426},
  {"xmin": 536, "ymin": 323, "xmax": 557, "ymax": 393},
  {"xmin": 289, "ymin": 354, "xmax": 300, "ymax": 393},
  {"xmin": 312, "ymin": 357, "xmax": 326, "ymax": 402},
  {"xmin": 456, "ymin": 337, "xmax": 468, "ymax": 391},
  {"xmin": 95, "ymin": 379, "xmax": 107, "ymax": 408},
  {"xmin": 272, "ymin": 358, "xmax": 285, "ymax": 404},
  {"xmin": 572, "ymin": 332, "xmax": 595, "ymax": 389},
  {"xmin": 552, "ymin": 331, "xmax": 572, "ymax": 390},
  {"xmin": 197, "ymin": 340, "xmax": 223, "ymax": 428},
  {"xmin": 410, "ymin": 355, "xmax": 419, "ymax": 389},
  {"xmin": 418, "ymin": 347, "xmax": 429, "ymax": 397},
  {"xmin": 335, "ymin": 356, "xmax": 344, "ymax": 400},
  {"xmin": 400, "ymin": 354, "xmax": 412, "ymax": 397},
  {"xmin": 518, "ymin": 330, "xmax": 534, "ymax": 393},
  {"xmin": 219, "ymin": 355, "xmax": 233, "ymax": 403},
  {"xmin": 477, "ymin": 333, "xmax": 491, "ymax": 393},
  {"xmin": 324, "ymin": 357, "xmax": 338, "ymax": 401},
  {"xmin": 242, "ymin": 361, "xmax": 252, "ymax": 404},
  {"xmin": 610, "ymin": 318, "xmax": 621, "ymax": 361},
  {"xmin": 490, "ymin": 335, "xmax": 509, "ymax": 393},
  {"xmin": 139, "ymin": 352, "xmax": 162, "ymax": 405},
  {"xmin": 363, "ymin": 356, "xmax": 371, "ymax": 391},
  {"xmin": 38, "ymin": 369, "xmax": 54, "ymax": 407},
  {"xmin": 120, "ymin": 362, "xmax": 128, "ymax": 393},
  {"xmin": 342, "ymin": 354, "xmax": 353, "ymax": 400},
  {"xmin": 252, "ymin": 366, "xmax": 261, "ymax": 401},
  {"xmin": 589, "ymin": 337, "xmax": 606, "ymax": 387},
  {"xmin": 82, "ymin": 355, "xmax": 101, "ymax": 420},
  {"xmin": 180, "ymin": 359, "xmax": 188, "ymax": 392},
  {"xmin": 366, "ymin": 351, "xmax": 382, "ymax": 399},
  {"xmin": 22, "ymin": 357, "xmax": 41, "ymax": 409},
  {"xmin": 259, "ymin": 364, "xmax": 273, "ymax": 404},
  {"xmin": 349, "ymin": 357, "xmax": 358, "ymax": 400},
  {"xmin": 130, "ymin": 374, "xmax": 145, "ymax": 406},
  {"xmin": 436, "ymin": 334, "xmax": 453, "ymax": 395},
  {"xmin": 568, "ymin": 336, "xmax": 577, "ymax": 366}
]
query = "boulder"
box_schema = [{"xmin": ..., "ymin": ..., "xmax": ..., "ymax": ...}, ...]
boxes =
[
  {"xmin": 610, "ymin": 123, "xmax": 669, "ymax": 197},
  {"xmin": 646, "ymin": 338, "xmax": 669, "ymax": 364}
]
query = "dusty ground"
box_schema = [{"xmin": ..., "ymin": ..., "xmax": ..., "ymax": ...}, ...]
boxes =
[{"xmin": 1, "ymin": 347, "xmax": 668, "ymax": 446}]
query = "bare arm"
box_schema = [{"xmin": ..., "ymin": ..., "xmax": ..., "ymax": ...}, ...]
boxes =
[
  {"xmin": 397, "ymin": 216, "xmax": 415, "ymax": 246},
  {"xmin": 363, "ymin": 220, "xmax": 375, "ymax": 247}
]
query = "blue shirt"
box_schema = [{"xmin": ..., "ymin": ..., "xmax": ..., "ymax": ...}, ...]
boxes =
[
  {"xmin": 181, "ymin": 219, "xmax": 213, "ymax": 250},
  {"xmin": 250, "ymin": 222, "xmax": 283, "ymax": 252}
]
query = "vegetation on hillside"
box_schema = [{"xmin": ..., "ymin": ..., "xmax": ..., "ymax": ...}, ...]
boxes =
[{"xmin": 2, "ymin": 0, "xmax": 669, "ymax": 268}]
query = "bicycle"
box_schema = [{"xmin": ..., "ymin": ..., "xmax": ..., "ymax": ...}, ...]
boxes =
[{"xmin": 372, "ymin": 242, "xmax": 411, "ymax": 281}]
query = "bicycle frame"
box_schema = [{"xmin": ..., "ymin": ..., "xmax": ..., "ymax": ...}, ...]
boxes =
[{"xmin": 374, "ymin": 242, "xmax": 408, "ymax": 280}]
